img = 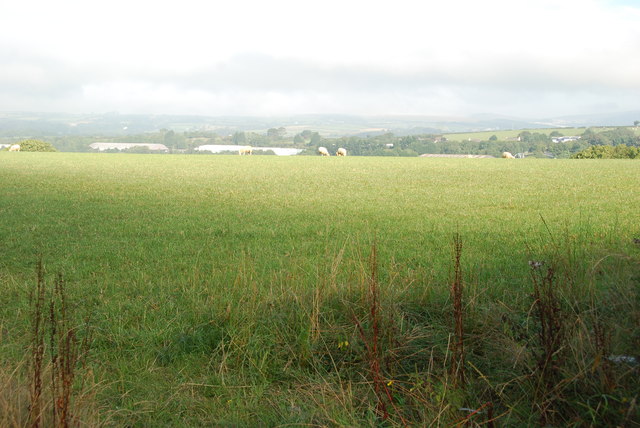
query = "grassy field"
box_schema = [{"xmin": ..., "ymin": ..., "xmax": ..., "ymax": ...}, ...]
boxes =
[
  {"xmin": 443, "ymin": 127, "xmax": 629, "ymax": 141},
  {"xmin": 1, "ymin": 153, "xmax": 639, "ymax": 426}
]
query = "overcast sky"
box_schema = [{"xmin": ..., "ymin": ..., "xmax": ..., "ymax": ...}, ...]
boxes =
[{"xmin": 1, "ymin": 0, "xmax": 639, "ymax": 118}]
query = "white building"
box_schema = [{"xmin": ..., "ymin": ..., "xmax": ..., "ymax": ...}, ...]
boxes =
[
  {"xmin": 195, "ymin": 145, "xmax": 303, "ymax": 156},
  {"xmin": 551, "ymin": 136, "xmax": 581, "ymax": 144},
  {"xmin": 89, "ymin": 142, "xmax": 169, "ymax": 152},
  {"xmin": 419, "ymin": 154, "xmax": 495, "ymax": 158}
]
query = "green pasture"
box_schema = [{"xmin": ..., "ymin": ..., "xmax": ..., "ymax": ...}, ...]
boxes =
[
  {"xmin": 446, "ymin": 125, "xmax": 640, "ymax": 141},
  {"xmin": 445, "ymin": 127, "xmax": 602, "ymax": 141},
  {"xmin": 1, "ymin": 153, "xmax": 639, "ymax": 426}
]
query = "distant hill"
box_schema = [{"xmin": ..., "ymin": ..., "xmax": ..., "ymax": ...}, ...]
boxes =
[
  {"xmin": 539, "ymin": 111, "xmax": 640, "ymax": 128},
  {"xmin": 1, "ymin": 111, "xmax": 638, "ymax": 138}
]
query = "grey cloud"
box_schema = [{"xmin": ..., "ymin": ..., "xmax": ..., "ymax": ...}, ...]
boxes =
[
  {"xmin": 174, "ymin": 54, "xmax": 409, "ymax": 93},
  {"xmin": 1, "ymin": 47, "xmax": 638, "ymax": 117},
  {"xmin": 0, "ymin": 48, "xmax": 87, "ymax": 98},
  {"xmin": 159, "ymin": 52, "xmax": 640, "ymax": 97}
]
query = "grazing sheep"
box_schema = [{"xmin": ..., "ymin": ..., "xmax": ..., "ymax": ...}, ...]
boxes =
[
  {"xmin": 239, "ymin": 146, "xmax": 253, "ymax": 155},
  {"xmin": 336, "ymin": 148, "xmax": 347, "ymax": 156},
  {"xmin": 318, "ymin": 147, "xmax": 330, "ymax": 156},
  {"xmin": 8, "ymin": 144, "xmax": 20, "ymax": 152},
  {"xmin": 502, "ymin": 151, "xmax": 515, "ymax": 159}
]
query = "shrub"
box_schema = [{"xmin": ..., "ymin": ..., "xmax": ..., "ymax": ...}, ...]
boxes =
[
  {"xmin": 16, "ymin": 139, "xmax": 58, "ymax": 152},
  {"xmin": 572, "ymin": 145, "xmax": 639, "ymax": 159}
]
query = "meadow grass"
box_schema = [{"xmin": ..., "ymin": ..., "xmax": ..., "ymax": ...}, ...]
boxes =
[
  {"xmin": 445, "ymin": 127, "xmax": 606, "ymax": 141},
  {"xmin": 1, "ymin": 153, "xmax": 639, "ymax": 426}
]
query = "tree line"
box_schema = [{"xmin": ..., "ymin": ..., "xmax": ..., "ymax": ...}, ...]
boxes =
[{"xmin": 3, "ymin": 125, "xmax": 639, "ymax": 158}]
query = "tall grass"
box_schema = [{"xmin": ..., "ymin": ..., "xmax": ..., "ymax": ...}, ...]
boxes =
[{"xmin": 2, "ymin": 261, "xmax": 99, "ymax": 427}]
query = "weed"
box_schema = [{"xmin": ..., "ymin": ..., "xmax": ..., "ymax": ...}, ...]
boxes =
[
  {"xmin": 25, "ymin": 261, "xmax": 94, "ymax": 427},
  {"xmin": 529, "ymin": 261, "xmax": 566, "ymax": 425},
  {"xmin": 353, "ymin": 241, "xmax": 394, "ymax": 420},
  {"xmin": 450, "ymin": 232, "xmax": 465, "ymax": 388},
  {"xmin": 592, "ymin": 314, "xmax": 615, "ymax": 393},
  {"xmin": 28, "ymin": 259, "xmax": 46, "ymax": 427}
]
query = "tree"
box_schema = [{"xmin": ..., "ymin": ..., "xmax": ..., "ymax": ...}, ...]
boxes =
[
  {"xmin": 489, "ymin": 135, "xmax": 498, "ymax": 141},
  {"xmin": 14, "ymin": 139, "xmax": 57, "ymax": 152},
  {"xmin": 518, "ymin": 131, "xmax": 532, "ymax": 142},
  {"xmin": 634, "ymin": 120, "xmax": 639, "ymax": 127},
  {"xmin": 571, "ymin": 145, "xmax": 640, "ymax": 159},
  {"xmin": 309, "ymin": 132, "xmax": 323, "ymax": 146},
  {"xmin": 582, "ymin": 128, "xmax": 638, "ymax": 146},
  {"xmin": 267, "ymin": 128, "xmax": 286, "ymax": 141},
  {"xmin": 247, "ymin": 132, "xmax": 269, "ymax": 146},
  {"xmin": 163, "ymin": 130, "xmax": 176, "ymax": 147},
  {"xmin": 232, "ymin": 132, "xmax": 246, "ymax": 145}
]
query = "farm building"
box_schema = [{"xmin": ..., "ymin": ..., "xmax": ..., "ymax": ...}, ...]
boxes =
[
  {"xmin": 89, "ymin": 143, "xmax": 169, "ymax": 152},
  {"xmin": 419, "ymin": 154, "xmax": 495, "ymax": 158},
  {"xmin": 551, "ymin": 136, "xmax": 581, "ymax": 143},
  {"xmin": 195, "ymin": 145, "xmax": 303, "ymax": 156}
]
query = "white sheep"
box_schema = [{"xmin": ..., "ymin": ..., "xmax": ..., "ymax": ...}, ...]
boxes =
[
  {"xmin": 318, "ymin": 147, "xmax": 330, "ymax": 156},
  {"xmin": 336, "ymin": 148, "xmax": 347, "ymax": 156},
  {"xmin": 501, "ymin": 151, "xmax": 515, "ymax": 159},
  {"xmin": 8, "ymin": 144, "xmax": 20, "ymax": 152},
  {"xmin": 239, "ymin": 146, "xmax": 253, "ymax": 155}
]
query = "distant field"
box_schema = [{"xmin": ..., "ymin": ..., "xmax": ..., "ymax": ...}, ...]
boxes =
[
  {"xmin": 443, "ymin": 126, "xmax": 637, "ymax": 141},
  {"xmin": 1, "ymin": 153, "xmax": 639, "ymax": 426}
]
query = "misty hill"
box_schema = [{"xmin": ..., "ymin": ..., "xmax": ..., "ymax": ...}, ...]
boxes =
[{"xmin": 1, "ymin": 111, "xmax": 638, "ymax": 138}]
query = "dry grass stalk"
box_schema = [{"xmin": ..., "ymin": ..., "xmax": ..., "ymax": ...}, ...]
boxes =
[
  {"xmin": 352, "ymin": 241, "xmax": 409, "ymax": 424},
  {"xmin": 592, "ymin": 316, "xmax": 615, "ymax": 393},
  {"xmin": 530, "ymin": 262, "xmax": 565, "ymax": 425},
  {"xmin": 29, "ymin": 259, "xmax": 46, "ymax": 428},
  {"xmin": 450, "ymin": 233, "xmax": 465, "ymax": 388},
  {"xmin": 26, "ymin": 262, "xmax": 94, "ymax": 428},
  {"xmin": 353, "ymin": 241, "xmax": 390, "ymax": 420},
  {"xmin": 51, "ymin": 273, "xmax": 86, "ymax": 428}
]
